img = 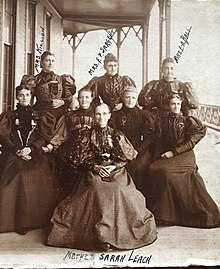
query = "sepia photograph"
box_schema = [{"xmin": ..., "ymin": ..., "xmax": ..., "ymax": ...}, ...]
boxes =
[{"xmin": 0, "ymin": 0, "xmax": 219, "ymax": 268}]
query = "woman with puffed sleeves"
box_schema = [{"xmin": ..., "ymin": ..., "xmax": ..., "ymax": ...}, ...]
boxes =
[
  {"xmin": 21, "ymin": 51, "xmax": 76, "ymax": 121},
  {"xmin": 0, "ymin": 85, "xmax": 56, "ymax": 235},
  {"xmin": 109, "ymin": 86, "xmax": 158, "ymax": 193},
  {"xmin": 147, "ymin": 93, "xmax": 220, "ymax": 228},
  {"xmin": 47, "ymin": 103, "xmax": 157, "ymax": 251},
  {"xmin": 43, "ymin": 87, "xmax": 95, "ymax": 200},
  {"xmin": 85, "ymin": 53, "xmax": 136, "ymax": 111},
  {"xmin": 138, "ymin": 57, "xmax": 198, "ymax": 117}
]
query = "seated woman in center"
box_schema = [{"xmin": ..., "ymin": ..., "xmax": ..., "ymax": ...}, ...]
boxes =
[{"xmin": 47, "ymin": 103, "xmax": 157, "ymax": 251}]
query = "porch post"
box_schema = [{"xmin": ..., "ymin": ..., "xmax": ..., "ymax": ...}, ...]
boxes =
[{"xmin": 142, "ymin": 15, "xmax": 150, "ymax": 87}]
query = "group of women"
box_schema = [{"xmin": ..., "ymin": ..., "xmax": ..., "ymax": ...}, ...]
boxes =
[{"xmin": 0, "ymin": 51, "xmax": 219, "ymax": 252}]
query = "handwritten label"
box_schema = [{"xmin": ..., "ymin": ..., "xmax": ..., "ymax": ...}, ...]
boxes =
[
  {"xmin": 99, "ymin": 250, "xmax": 152, "ymax": 265},
  {"xmin": 88, "ymin": 29, "xmax": 115, "ymax": 76},
  {"xmin": 63, "ymin": 249, "xmax": 152, "ymax": 266},
  {"xmin": 63, "ymin": 250, "xmax": 95, "ymax": 263},
  {"xmin": 35, "ymin": 26, "xmax": 45, "ymax": 73},
  {"xmin": 174, "ymin": 26, "xmax": 192, "ymax": 64}
]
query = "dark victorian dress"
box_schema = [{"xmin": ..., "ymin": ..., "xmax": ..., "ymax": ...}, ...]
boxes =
[
  {"xmin": 86, "ymin": 73, "xmax": 136, "ymax": 110},
  {"xmin": 0, "ymin": 105, "xmax": 56, "ymax": 232},
  {"xmin": 147, "ymin": 113, "xmax": 220, "ymax": 228},
  {"xmin": 109, "ymin": 106, "xmax": 157, "ymax": 192},
  {"xmin": 47, "ymin": 126, "xmax": 157, "ymax": 250},
  {"xmin": 34, "ymin": 71, "xmax": 76, "ymax": 120},
  {"xmin": 50, "ymin": 107, "xmax": 95, "ymax": 198},
  {"xmin": 138, "ymin": 78, "xmax": 198, "ymax": 116}
]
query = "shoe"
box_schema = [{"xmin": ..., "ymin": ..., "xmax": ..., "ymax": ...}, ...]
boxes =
[
  {"xmin": 15, "ymin": 229, "xmax": 27, "ymax": 235},
  {"xmin": 100, "ymin": 242, "xmax": 113, "ymax": 251}
]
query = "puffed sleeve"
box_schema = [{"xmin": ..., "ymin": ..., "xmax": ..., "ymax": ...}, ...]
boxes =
[
  {"xmin": 30, "ymin": 111, "xmax": 56, "ymax": 152},
  {"xmin": 0, "ymin": 112, "xmax": 18, "ymax": 153},
  {"xmin": 50, "ymin": 115, "xmax": 69, "ymax": 150},
  {"xmin": 61, "ymin": 74, "xmax": 76, "ymax": 107},
  {"xmin": 173, "ymin": 116, "xmax": 206, "ymax": 155},
  {"xmin": 181, "ymin": 82, "xmax": 199, "ymax": 110},
  {"xmin": 85, "ymin": 76, "xmax": 101, "ymax": 106},
  {"xmin": 116, "ymin": 131, "xmax": 138, "ymax": 161},
  {"xmin": 122, "ymin": 76, "xmax": 136, "ymax": 87},
  {"xmin": 138, "ymin": 80, "xmax": 157, "ymax": 109}
]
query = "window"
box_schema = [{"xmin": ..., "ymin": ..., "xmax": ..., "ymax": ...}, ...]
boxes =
[
  {"xmin": 2, "ymin": 0, "xmax": 16, "ymax": 111},
  {"xmin": 45, "ymin": 11, "xmax": 52, "ymax": 50},
  {"xmin": 27, "ymin": 0, "xmax": 36, "ymax": 75}
]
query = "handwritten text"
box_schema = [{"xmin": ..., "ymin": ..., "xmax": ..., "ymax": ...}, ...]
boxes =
[
  {"xmin": 63, "ymin": 250, "xmax": 95, "ymax": 263},
  {"xmin": 174, "ymin": 26, "xmax": 192, "ymax": 64},
  {"xmin": 99, "ymin": 250, "xmax": 152, "ymax": 265},
  {"xmin": 88, "ymin": 29, "xmax": 115, "ymax": 76},
  {"xmin": 35, "ymin": 26, "xmax": 45, "ymax": 73}
]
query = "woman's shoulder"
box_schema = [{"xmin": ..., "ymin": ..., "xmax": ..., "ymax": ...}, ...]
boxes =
[{"xmin": 0, "ymin": 110, "xmax": 15, "ymax": 121}]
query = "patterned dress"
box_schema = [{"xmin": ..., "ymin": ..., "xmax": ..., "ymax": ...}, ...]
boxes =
[
  {"xmin": 138, "ymin": 78, "xmax": 198, "ymax": 116},
  {"xmin": 34, "ymin": 71, "xmax": 76, "ymax": 120},
  {"xmin": 109, "ymin": 106, "xmax": 158, "ymax": 192},
  {"xmin": 50, "ymin": 106, "xmax": 95, "ymax": 198},
  {"xmin": 86, "ymin": 73, "xmax": 136, "ymax": 110},
  {"xmin": 0, "ymin": 105, "xmax": 56, "ymax": 232},
  {"xmin": 147, "ymin": 113, "xmax": 220, "ymax": 228},
  {"xmin": 47, "ymin": 125, "xmax": 157, "ymax": 250}
]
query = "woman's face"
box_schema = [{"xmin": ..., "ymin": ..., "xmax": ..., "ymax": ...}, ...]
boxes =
[
  {"xmin": 122, "ymin": 91, "xmax": 138, "ymax": 108},
  {"xmin": 169, "ymin": 97, "xmax": 182, "ymax": 114},
  {"xmin": 78, "ymin": 90, "xmax": 93, "ymax": 109},
  {"xmin": 16, "ymin": 89, "xmax": 32, "ymax": 106},
  {"xmin": 95, "ymin": 105, "xmax": 111, "ymax": 128},
  {"xmin": 162, "ymin": 62, "xmax": 175, "ymax": 82},
  {"xmin": 41, "ymin": 55, "xmax": 55, "ymax": 72},
  {"xmin": 104, "ymin": 61, "xmax": 118, "ymax": 76}
]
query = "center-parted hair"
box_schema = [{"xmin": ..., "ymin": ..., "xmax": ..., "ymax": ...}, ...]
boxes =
[{"xmin": 16, "ymin": 84, "xmax": 33, "ymax": 96}]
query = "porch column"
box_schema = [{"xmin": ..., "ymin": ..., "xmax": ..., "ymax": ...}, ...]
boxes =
[
  {"xmin": 158, "ymin": 0, "xmax": 165, "ymax": 78},
  {"xmin": 165, "ymin": 0, "xmax": 171, "ymax": 57},
  {"xmin": 142, "ymin": 15, "xmax": 150, "ymax": 87}
]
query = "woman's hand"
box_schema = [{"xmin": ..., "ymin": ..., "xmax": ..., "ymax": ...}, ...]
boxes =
[
  {"xmin": 51, "ymin": 99, "xmax": 65, "ymax": 108},
  {"xmin": 16, "ymin": 148, "xmax": 32, "ymax": 161},
  {"xmin": 94, "ymin": 165, "xmax": 112, "ymax": 177},
  {"xmin": 42, "ymin": 144, "xmax": 53, "ymax": 153},
  {"xmin": 19, "ymin": 147, "xmax": 32, "ymax": 156},
  {"xmin": 161, "ymin": 151, "xmax": 174, "ymax": 159},
  {"xmin": 105, "ymin": 165, "xmax": 116, "ymax": 173}
]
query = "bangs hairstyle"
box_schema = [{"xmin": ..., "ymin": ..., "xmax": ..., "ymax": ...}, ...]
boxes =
[
  {"xmin": 95, "ymin": 103, "xmax": 110, "ymax": 113},
  {"xmin": 167, "ymin": 93, "xmax": 183, "ymax": 104},
  {"xmin": 78, "ymin": 86, "xmax": 93, "ymax": 98},
  {"xmin": 16, "ymin": 84, "xmax": 33, "ymax": 96}
]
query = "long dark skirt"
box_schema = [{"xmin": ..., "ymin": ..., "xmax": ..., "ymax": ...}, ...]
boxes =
[
  {"xmin": 0, "ymin": 153, "xmax": 56, "ymax": 232},
  {"xmin": 147, "ymin": 150, "xmax": 220, "ymax": 228},
  {"xmin": 126, "ymin": 143, "xmax": 152, "ymax": 193},
  {"xmin": 47, "ymin": 167, "xmax": 157, "ymax": 250}
]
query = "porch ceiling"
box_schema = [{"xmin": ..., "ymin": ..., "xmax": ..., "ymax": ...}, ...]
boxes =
[{"xmin": 48, "ymin": 0, "xmax": 157, "ymax": 35}]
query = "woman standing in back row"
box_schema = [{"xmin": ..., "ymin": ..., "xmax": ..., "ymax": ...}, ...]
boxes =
[{"xmin": 21, "ymin": 51, "xmax": 76, "ymax": 121}]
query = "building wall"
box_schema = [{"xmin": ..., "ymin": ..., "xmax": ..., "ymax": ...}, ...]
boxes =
[
  {"xmin": 0, "ymin": 0, "xmax": 3, "ymax": 112},
  {"xmin": 0, "ymin": 0, "xmax": 64, "ymax": 112},
  {"xmin": 15, "ymin": 0, "xmax": 27, "ymax": 87}
]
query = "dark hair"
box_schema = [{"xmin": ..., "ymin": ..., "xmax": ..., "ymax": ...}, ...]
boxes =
[
  {"xmin": 40, "ymin": 51, "xmax": 55, "ymax": 68},
  {"xmin": 104, "ymin": 53, "xmax": 118, "ymax": 67},
  {"xmin": 166, "ymin": 93, "xmax": 182, "ymax": 105},
  {"xmin": 15, "ymin": 84, "xmax": 33, "ymax": 97},
  {"xmin": 78, "ymin": 86, "xmax": 93, "ymax": 98},
  {"xmin": 41, "ymin": 51, "xmax": 55, "ymax": 61}
]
